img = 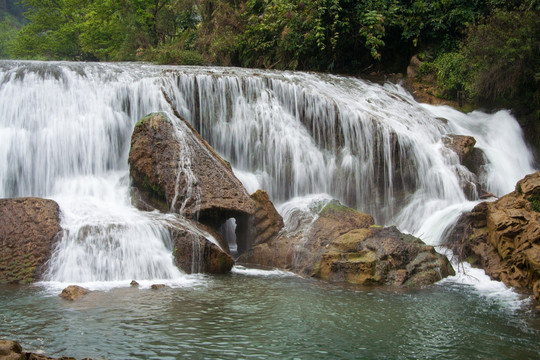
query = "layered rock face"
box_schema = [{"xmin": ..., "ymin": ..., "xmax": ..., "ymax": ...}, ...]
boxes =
[
  {"xmin": 239, "ymin": 201, "xmax": 454, "ymax": 287},
  {"xmin": 0, "ymin": 198, "xmax": 62, "ymax": 284},
  {"xmin": 445, "ymin": 171, "xmax": 540, "ymax": 301},
  {"xmin": 241, "ymin": 190, "xmax": 284, "ymax": 255}
]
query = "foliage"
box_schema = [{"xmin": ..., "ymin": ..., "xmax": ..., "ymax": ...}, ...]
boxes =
[
  {"xmin": 195, "ymin": 0, "xmax": 246, "ymax": 66},
  {"xmin": 0, "ymin": 11, "xmax": 21, "ymax": 58},
  {"xmin": 464, "ymin": 9, "xmax": 539, "ymax": 111},
  {"xmin": 10, "ymin": 0, "xmax": 200, "ymax": 61},
  {"xmin": 151, "ymin": 46, "xmax": 204, "ymax": 65},
  {"xmin": 431, "ymin": 51, "xmax": 475, "ymax": 100},
  {"xmin": 528, "ymin": 195, "xmax": 540, "ymax": 212}
]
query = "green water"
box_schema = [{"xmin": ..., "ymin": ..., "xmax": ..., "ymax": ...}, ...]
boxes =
[{"xmin": 1, "ymin": 269, "xmax": 539, "ymax": 360}]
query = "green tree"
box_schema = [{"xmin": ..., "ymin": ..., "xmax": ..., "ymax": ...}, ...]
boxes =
[{"xmin": 12, "ymin": 0, "xmax": 87, "ymax": 60}]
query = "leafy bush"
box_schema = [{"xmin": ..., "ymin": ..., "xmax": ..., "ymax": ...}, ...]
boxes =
[
  {"xmin": 0, "ymin": 13, "xmax": 20, "ymax": 58},
  {"xmin": 432, "ymin": 51, "xmax": 476, "ymax": 100},
  {"xmin": 153, "ymin": 48, "xmax": 204, "ymax": 65}
]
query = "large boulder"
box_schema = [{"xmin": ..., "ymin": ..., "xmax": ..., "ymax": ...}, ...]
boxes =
[
  {"xmin": 239, "ymin": 200, "xmax": 454, "ymax": 287},
  {"xmin": 129, "ymin": 112, "xmax": 255, "ymax": 243},
  {"xmin": 164, "ymin": 216, "xmax": 234, "ymax": 274},
  {"xmin": 0, "ymin": 198, "xmax": 62, "ymax": 284},
  {"xmin": 445, "ymin": 170, "xmax": 540, "ymax": 301}
]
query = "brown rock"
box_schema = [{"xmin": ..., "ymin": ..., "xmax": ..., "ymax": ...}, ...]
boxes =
[
  {"xmin": 243, "ymin": 190, "xmax": 284, "ymax": 254},
  {"xmin": 441, "ymin": 134, "xmax": 487, "ymax": 198},
  {"xmin": 445, "ymin": 170, "xmax": 540, "ymax": 300},
  {"xmin": 239, "ymin": 201, "xmax": 454, "ymax": 287},
  {"xmin": 0, "ymin": 340, "xmax": 81, "ymax": 360},
  {"xmin": 442, "ymin": 135, "xmax": 476, "ymax": 161},
  {"xmin": 128, "ymin": 112, "xmax": 254, "ymax": 220},
  {"xmin": 151, "ymin": 284, "xmax": 166, "ymax": 290},
  {"xmin": 59, "ymin": 285, "xmax": 90, "ymax": 301},
  {"xmin": 0, "ymin": 340, "xmax": 24, "ymax": 360},
  {"xmin": 165, "ymin": 216, "xmax": 234, "ymax": 274},
  {"xmin": 316, "ymin": 226, "xmax": 453, "ymax": 286},
  {"xmin": 0, "ymin": 197, "xmax": 62, "ymax": 284},
  {"xmin": 406, "ymin": 55, "xmax": 422, "ymax": 79}
]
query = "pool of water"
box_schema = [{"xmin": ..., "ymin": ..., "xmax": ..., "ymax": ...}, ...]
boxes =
[{"xmin": 1, "ymin": 268, "xmax": 539, "ymax": 360}]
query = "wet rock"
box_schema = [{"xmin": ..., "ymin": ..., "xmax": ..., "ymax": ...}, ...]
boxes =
[
  {"xmin": 445, "ymin": 170, "xmax": 540, "ymax": 301},
  {"xmin": 239, "ymin": 201, "xmax": 454, "ymax": 287},
  {"xmin": 0, "ymin": 197, "xmax": 62, "ymax": 284},
  {"xmin": 0, "ymin": 340, "xmax": 81, "ymax": 360},
  {"xmin": 442, "ymin": 134, "xmax": 487, "ymax": 176},
  {"xmin": 442, "ymin": 135, "xmax": 476, "ymax": 161},
  {"xmin": 151, "ymin": 284, "xmax": 166, "ymax": 290},
  {"xmin": 165, "ymin": 216, "xmax": 234, "ymax": 274},
  {"xmin": 239, "ymin": 190, "xmax": 284, "ymax": 255},
  {"xmin": 130, "ymin": 280, "xmax": 139, "ymax": 286},
  {"xmin": 0, "ymin": 339, "xmax": 24, "ymax": 360},
  {"xmin": 59, "ymin": 285, "xmax": 90, "ymax": 301},
  {"xmin": 129, "ymin": 112, "xmax": 255, "ymax": 243},
  {"xmin": 441, "ymin": 134, "xmax": 487, "ymax": 199}
]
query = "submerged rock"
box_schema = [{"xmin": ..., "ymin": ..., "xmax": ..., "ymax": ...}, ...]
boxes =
[
  {"xmin": 0, "ymin": 197, "xmax": 62, "ymax": 284},
  {"xmin": 129, "ymin": 112, "xmax": 255, "ymax": 246},
  {"xmin": 239, "ymin": 200, "xmax": 454, "ymax": 287},
  {"xmin": 445, "ymin": 170, "xmax": 540, "ymax": 301},
  {"xmin": 59, "ymin": 285, "xmax": 90, "ymax": 301}
]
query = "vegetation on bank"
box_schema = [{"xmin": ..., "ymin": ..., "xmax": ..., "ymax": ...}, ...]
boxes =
[{"xmin": 1, "ymin": 0, "xmax": 538, "ymax": 150}]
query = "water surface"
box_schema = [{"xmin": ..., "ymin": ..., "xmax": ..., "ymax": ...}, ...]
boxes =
[{"xmin": 1, "ymin": 268, "xmax": 538, "ymax": 359}]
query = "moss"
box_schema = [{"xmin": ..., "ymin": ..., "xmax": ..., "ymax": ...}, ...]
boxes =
[
  {"xmin": 516, "ymin": 183, "xmax": 523, "ymax": 194},
  {"xmin": 135, "ymin": 112, "xmax": 167, "ymax": 129},
  {"xmin": 332, "ymin": 229, "xmax": 372, "ymax": 252},
  {"xmin": 142, "ymin": 176, "xmax": 165, "ymax": 199},
  {"xmin": 345, "ymin": 251, "xmax": 377, "ymax": 263},
  {"xmin": 401, "ymin": 233, "xmax": 424, "ymax": 245},
  {"xmin": 311, "ymin": 260, "xmax": 322, "ymax": 278},
  {"xmin": 528, "ymin": 195, "xmax": 540, "ymax": 212},
  {"xmin": 135, "ymin": 114, "xmax": 151, "ymax": 128},
  {"xmin": 319, "ymin": 201, "xmax": 359, "ymax": 216}
]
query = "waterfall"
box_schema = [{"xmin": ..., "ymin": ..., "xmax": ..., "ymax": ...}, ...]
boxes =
[{"xmin": 0, "ymin": 60, "xmax": 536, "ymax": 284}]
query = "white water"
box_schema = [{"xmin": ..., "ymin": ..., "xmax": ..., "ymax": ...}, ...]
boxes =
[{"xmin": 0, "ymin": 61, "xmax": 536, "ymax": 293}]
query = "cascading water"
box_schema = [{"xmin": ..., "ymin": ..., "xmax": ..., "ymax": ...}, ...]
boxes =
[
  {"xmin": 0, "ymin": 61, "xmax": 186, "ymax": 286},
  {"xmin": 0, "ymin": 60, "xmax": 536, "ymax": 287}
]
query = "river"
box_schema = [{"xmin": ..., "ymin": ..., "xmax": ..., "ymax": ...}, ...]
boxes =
[{"xmin": 0, "ymin": 60, "xmax": 538, "ymax": 359}]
